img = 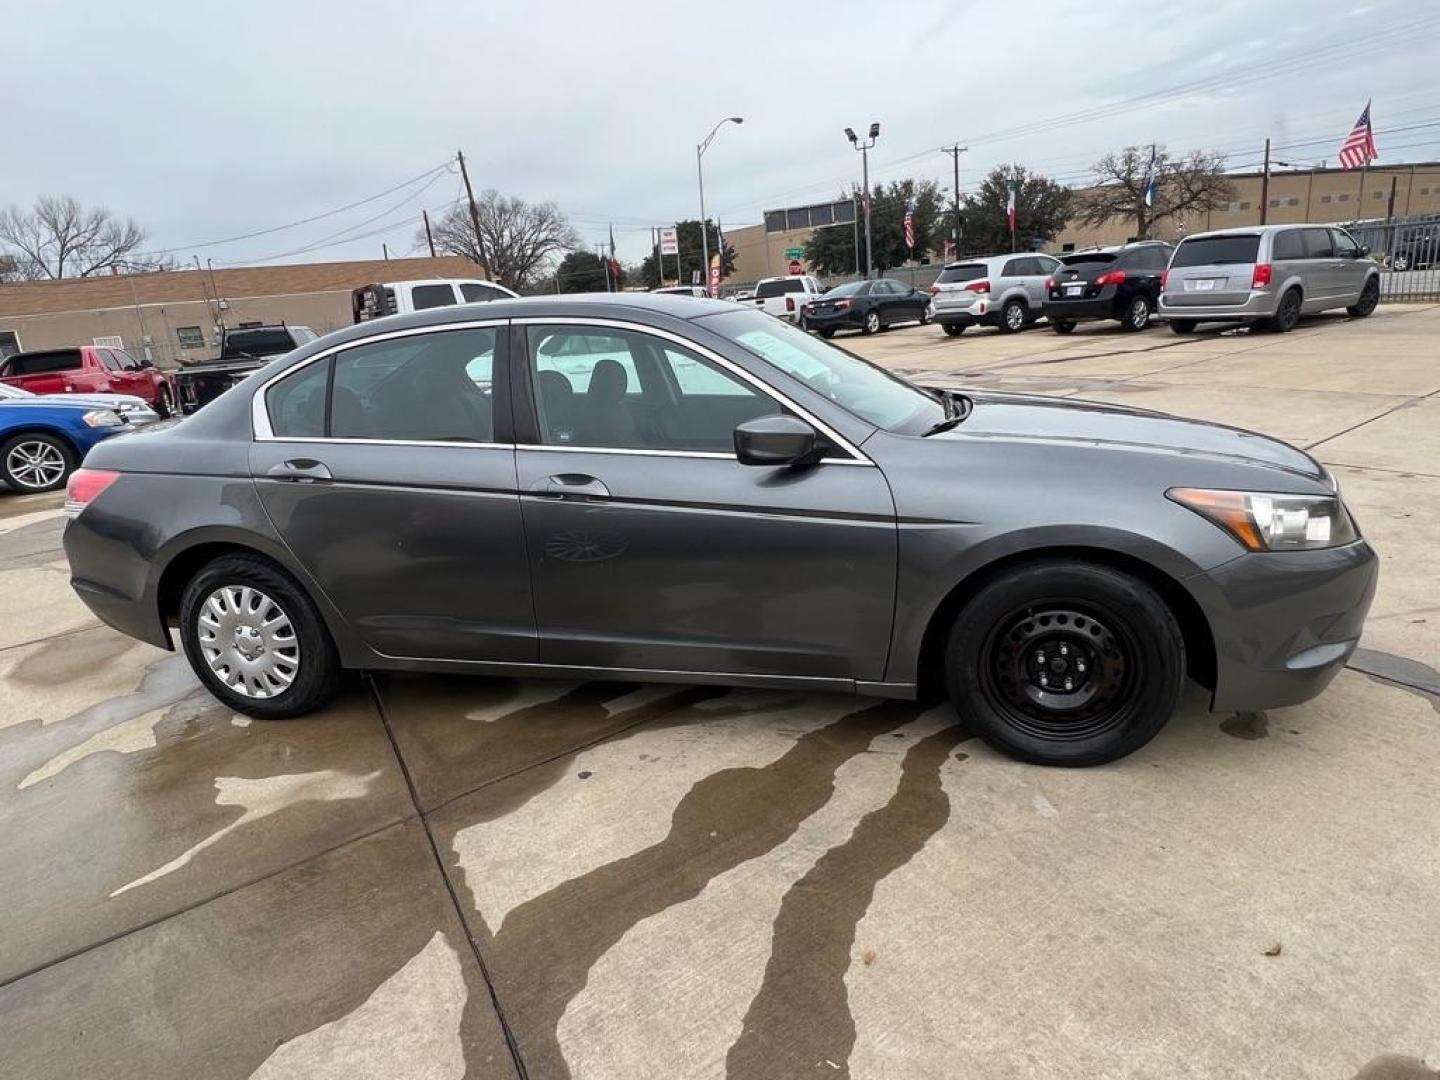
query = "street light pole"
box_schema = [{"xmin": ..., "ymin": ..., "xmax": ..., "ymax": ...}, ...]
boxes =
[
  {"xmin": 697, "ymin": 116, "xmax": 743, "ymax": 295},
  {"xmin": 846, "ymin": 123, "xmax": 881, "ymax": 279}
]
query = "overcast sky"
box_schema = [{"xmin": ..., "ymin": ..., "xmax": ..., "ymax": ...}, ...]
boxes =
[{"xmin": 6, "ymin": 0, "xmax": 1438, "ymax": 269}]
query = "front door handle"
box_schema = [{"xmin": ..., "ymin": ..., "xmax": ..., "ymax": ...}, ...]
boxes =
[
  {"xmin": 532, "ymin": 473, "xmax": 610, "ymax": 500},
  {"xmin": 267, "ymin": 458, "xmax": 332, "ymax": 483}
]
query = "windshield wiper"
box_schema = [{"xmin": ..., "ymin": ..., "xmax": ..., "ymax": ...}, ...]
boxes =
[{"xmin": 923, "ymin": 391, "xmax": 971, "ymax": 436}]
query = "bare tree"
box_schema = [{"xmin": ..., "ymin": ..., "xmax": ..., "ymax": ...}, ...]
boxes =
[
  {"xmin": 1078, "ymin": 147, "xmax": 1235, "ymax": 239},
  {"xmin": 421, "ymin": 190, "xmax": 579, "ymax": 292},
  {"xmin": 0, "ymin": 195, "xmax": 147, "ymax": 279}
]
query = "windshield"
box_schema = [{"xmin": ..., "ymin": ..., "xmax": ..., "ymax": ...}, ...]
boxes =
[
  {"xmin": 1172, "ymin": 235, "xmax": 1261, "ymax": 267},
  {"xmin": 1060, "ymin": 252, "xmax": 1116, "ymax": 267},
  {"xmin": 700, "ymin": 309, "xmax": 945, "ymax": 434}
]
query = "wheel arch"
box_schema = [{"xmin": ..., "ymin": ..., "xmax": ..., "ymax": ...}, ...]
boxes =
[
  {"xmin": 0, "ymin": 424, "xmax": 81, "ymax": 457},
  {"xmin": 911, "ymin": 544, "xmax": 1217, "ymax": 701}
]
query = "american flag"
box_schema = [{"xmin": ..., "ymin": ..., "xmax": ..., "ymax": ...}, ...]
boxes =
[
  {"xmin": 1338, "ymin": 101, "xmax": 1378, "ymax": 170},
  {"xmin": 903, "ymin": 198, "xmax": 915, "ymax": 250}
]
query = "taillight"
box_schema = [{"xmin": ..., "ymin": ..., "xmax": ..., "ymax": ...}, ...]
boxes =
[
  {"xmin": 1043, "ymin": 276, "xmax": 1055, "ymax": 291},
  {"xmin": 964, "ymin": 279, "xmax": 990, "ymax": 293},
  {"xmin": 1160, "ymin": 270, "xmax": 1169, "ymax": 290},
  {"xmin": 834, "ymin": 299, "xmax": 852, "ymax": 311},
  {"xmin": 786, "ymin": 296, "xmax": 796, "ymax": 312},
  {"xmin": 1095, "ymin": 269, "xmax": 1127, "ymax": 287},
  {"xmin": 65, "ymin": 468, "xmax": 120, "ymax": 518},
  {"xmin": 1251, "ymin": 263, "xmax": 1273, "ymax": 288},
  {"xmin": 928, "ymin": 284, "xmax": 941, "ymax": 295}
]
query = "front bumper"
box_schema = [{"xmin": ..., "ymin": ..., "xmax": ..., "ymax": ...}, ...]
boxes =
[
  {"xmin": 1188, "ymin": 539, "xmax": 1379, "ymax": 712},
  {"xmin": 1158, "ymin": 289, "xmax": 1279, "ymax": 321}
]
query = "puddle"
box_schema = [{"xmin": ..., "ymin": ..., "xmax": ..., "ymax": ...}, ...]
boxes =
[{"xmin": 1219, "ymin": 711, "xmax": 1269, "ymax": 740}]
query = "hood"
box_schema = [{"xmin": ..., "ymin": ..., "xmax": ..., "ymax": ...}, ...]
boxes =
[
  {"xmin": 2, "ymin": 392, "xmax": 150, "ymax": 410},
  {"xmin": 934, "ymin": 389, "xmax": 1325, "ymax": 482}
]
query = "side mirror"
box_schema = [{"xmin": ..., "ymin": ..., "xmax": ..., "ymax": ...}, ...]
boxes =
[
  {"xmin": 1359, "ymin": 245, "xmax": 1370, "ymax": 258},
  {"xmin": 138, "ymin": 357, "xmax": 155, "ymax": 369},
  {"xmin": 734, "ymin": 415, "xmax": 820, "ymax": 467}
]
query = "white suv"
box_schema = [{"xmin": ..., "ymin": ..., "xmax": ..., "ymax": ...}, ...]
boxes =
[{"xmin": 929, "ymin": 252, "xmax": 1061, "ymax": 336}]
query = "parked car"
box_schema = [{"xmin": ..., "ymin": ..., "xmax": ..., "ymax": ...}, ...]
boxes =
[
  {"xmin": 1, "ymin": 397, "xmax": 127, "ymax": 492},
  {"xmin": 0, "ymin": 381, "xmax": 160, "ymax": 426},
  {"xmin": 1386, "ymin": 224, "xmax": 1437, "ymax": 273},
  {"xmin": 1159, "ymin": 225, "xmax": 1380, "ymax": 333},
  {"xmin": 172, "ymin": 324, "xmax": 319, "ymax": 416},
  {"xmin": 745, "ymin": 275, "xmax": 826, "ymax": 324},
  {"xmin": 802, "ymin": 279, "xmax": 932, "ymax": 337},
  {"xmin": 929, "ymin": 253, "xmax": 1063, "ymax": 336},
  {"xmin": 64, "ymin": 295, "xmax": 1375, "ymax": 767},
  {"xmin": 653, "ymin": 285, "xmax": 709, "ymax": 297},
  {"xmin": 0, "ymin": 345, "xmax": 174, "ymax": 416},
  {"xmin": 1044, "ymin": 242, "xmax": 1173, "ymax": 333},
  {"xmin": 351, "ymin": 278, "xmax": 519, "ymax": 322}
]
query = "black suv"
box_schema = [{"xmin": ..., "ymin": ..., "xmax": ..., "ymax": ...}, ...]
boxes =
[
  {"xmin": 1389, "ymin": 225, "xmax": 1437, "ymax": 272},
  {"xmin": 1043, "ymin": 241, "xmax": 1174, "ymax": 333}
]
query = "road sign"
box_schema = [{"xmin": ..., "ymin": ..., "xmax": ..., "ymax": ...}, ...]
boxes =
[
  {"xmin": 784, "ymin": 247, "xmax": 804, "ymax": 259},
  {"xmin": 660, "ymin": 227, "xmax": 679, "ymax": 256},
  {"xmin": 787, "ymin": 259, "xmax": 803, "ymax": 275}
]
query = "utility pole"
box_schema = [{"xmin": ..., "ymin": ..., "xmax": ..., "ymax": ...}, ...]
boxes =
[
  {"xmin": 1386, "ymin": 174, "xmax": 1398, "ymax": 221},
  {"xmin": 457, "ymin": 149, "xmax": 490, "ymax": 275},
  {"xmin": 941, "ymin": 144, "xmax": 967, "ymax": 259},
  {"xmin": 423, "ymin": 209, "xmax": 436, "ymax": 257},
  {"xmin": 1259, "ymin": 138, "xmax": 1271, "ymax": 225},
  {"xmin": 382, "ymin": 243, "xmax": 390, "ymax": 260}
]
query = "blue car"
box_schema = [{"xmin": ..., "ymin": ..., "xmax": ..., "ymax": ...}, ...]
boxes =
[{"xmin": 0, "ymin": 399, "xmax": 129, "ymax": 494}]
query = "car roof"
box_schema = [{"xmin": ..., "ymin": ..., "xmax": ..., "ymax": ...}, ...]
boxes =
[{"xmin": 1179, "ymin": 224, "xmax": 1327, "ymax": 241}]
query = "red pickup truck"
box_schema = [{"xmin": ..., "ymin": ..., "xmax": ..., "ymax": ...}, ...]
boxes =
[{"xmin": 0, "ymin": 346, "xmax": 173, "ymax": 416}]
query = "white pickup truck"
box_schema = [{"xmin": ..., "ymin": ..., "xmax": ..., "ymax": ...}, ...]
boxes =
[
  {"xmin": 351, "ymin": 278, "xmax": 519, "ymax": 322},
  {"xmin": 744, "ymin": 275, "xmax": 827, "ymax": 325}
]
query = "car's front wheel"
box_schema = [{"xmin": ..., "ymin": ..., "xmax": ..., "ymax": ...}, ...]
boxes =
[
  {"xmin": 1, "ymin": 433, "xmax": 75, "ymax": 493},
  {"xmin": 1347, "ymin": 277, "xmax": 1380, "ymax": 318},
  {"xmin": 180, "ymin": 553, "xmax": 341, "ymax": 719},
  {"xmin": 942, "ymin": 323, "xmax": 965, "ymax": 337},
  {"xmin": 944, "ymin": 560, "xmax": 1184, "ymax": 766},
  {"xmin": 155, "ymin": 385, "xmax": 173, "ymax": 418}
]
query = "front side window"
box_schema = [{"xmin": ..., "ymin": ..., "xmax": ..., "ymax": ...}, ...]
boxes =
[
  {"xmin": 1303, "ymin": 228, "xmax": 1335, "ymax": 259},
  {"xmin": 525, "ymin": 325, "xmax": 779, "ymax": 453},
  {"xmin": 1331, "ymin": 230, "xmax": 1361, "ymax": 258},
  {"xmin": 410, "ymin": 284, "xmax": 458, "ymax": 311},
  {"xmin": 267, "ymin": 328, "xmax": 496, "ymax": 442},
  {"xmin": 701, "ymin": 308, "xmax": 945, "ymax": 434},
  {"xmin": 114, "ymin": 349, "xmax": 142, "ymax": 371},
  {"xmin": 98, "ymin": 349, "xmax": 122, "ymax": 372}
]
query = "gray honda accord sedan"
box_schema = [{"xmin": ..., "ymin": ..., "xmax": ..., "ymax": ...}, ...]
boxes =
[{"xmin": 62, "ymin": 295, "xmax": 1377, "ymax": 766}]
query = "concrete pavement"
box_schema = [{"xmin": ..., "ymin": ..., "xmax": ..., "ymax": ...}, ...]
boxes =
[{"xmin": 0, "ymin": 304, "xmax": 1436, "ymax": 1079}]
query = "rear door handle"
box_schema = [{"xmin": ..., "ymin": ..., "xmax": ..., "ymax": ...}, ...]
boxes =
[
  {"xmin": 267, "ymin": 458, "xmax": 332, "ymax": 483},
  {"xmin": 532, "ymin": 473, "xmax": 610, "ymax": 500}
]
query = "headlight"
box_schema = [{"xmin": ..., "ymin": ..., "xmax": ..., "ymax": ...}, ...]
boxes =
[
  {"xmin": 81, "ymin": 409, "xmax": 125, "ymax": 428},
  {"xmin": 1167, "ymin": 488, "xmax": 1359, "ymax": 551}
]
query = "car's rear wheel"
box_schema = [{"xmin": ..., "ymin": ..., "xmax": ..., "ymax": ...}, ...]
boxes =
[
  {"xmin": 1347, "ymin": 276, "xmax": 1380, "ymax": 318},
  {"xmin": 1120, "ymin": 295, "xmax": 1151, "ymax": 332},
  {"xmin": 1264, "ymin": 287, "xmax": 1303, "ymax": 332},
  {"xmin": 1050, "ymin": 319, "xmax": 1076, "ymax": 335},
  {"xmin": 944, "ymin": 561, "xmax": 1184, "ymax": 766},
  {"xmin": 1, "ymin": 433, "xmax": 75, "ymax": 493},
  {"xmin": 862, "ymin": 311, "xmax": 881, "ymax": 335},
  {"xmin": 818, "ymin": 328, "xmax": 835, "ymax": 339},
  {"xmin": 1168, "ymin": 319, "xmax": 1197, "ymax": 334},
  {"xmin": 999, "ymin": 299, "xmax": 1027, "ymax": 334},
  {"xmin": 942, "ymin": 323, "xmax": 965, "ymax": 337},
  {"xmin": 180, "ymin": 554, "xmax": 341, "ymax": 719}
]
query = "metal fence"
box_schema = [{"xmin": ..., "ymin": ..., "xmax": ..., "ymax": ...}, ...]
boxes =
[{"xmin": 1345, "ymin": 213, "xmax": 1440, "ymax": 303}]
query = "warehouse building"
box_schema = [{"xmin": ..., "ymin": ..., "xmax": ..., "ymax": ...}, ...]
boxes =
[{"xmin": 0, "ymin": 255, "xmax": 485, "ymax": 369}]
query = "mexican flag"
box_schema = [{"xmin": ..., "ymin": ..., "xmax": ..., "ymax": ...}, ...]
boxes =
[{"xmin": 1005, "ymin": 181, "xmax": 1018, "ymax": 233}]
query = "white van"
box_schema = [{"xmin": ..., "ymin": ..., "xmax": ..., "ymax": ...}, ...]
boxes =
[{"xmin": 351, "ymin": 278, "xmax": 519, "ymax": 323}]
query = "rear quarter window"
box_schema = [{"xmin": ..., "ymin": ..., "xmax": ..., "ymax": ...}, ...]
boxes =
[{"xmin": 1171, "ymin": 235, "xmax": 1261, "ymax": 268}]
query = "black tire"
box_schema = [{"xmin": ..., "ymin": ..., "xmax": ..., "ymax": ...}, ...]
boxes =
[
  {"xmin": 1050, "ymin": 319, "xmax": 1077, "ymax": 335},
  {"xmin": 819, "ymin": 329, "xmax": 835, "ymax": 339},
  {"xmin": 154, "ymin": 385, "xmax": 173, "ymax": 419},
  {"xmin": 862, "ymin": 310, "xmax": 881, "ymax": 335},
  {"xmin": 1119, "ymin": 295, "xmax": 1152, "ymax": 332},
  {"xmin": 0, "ymin": 432, "xmax": 76, "ymax": 493},
  {"xmin": 179, "ymin": 553, "xmax": 342, "ymax": 719},
  {"xmin": 1168, "ymin": 319, "xmax": 1197, "ymax": 334},
  {"xmin": 998, "ymin": 298, "xmax": 1027, "ymax": 334},
  {"xmin": 941, "ymin": 323, "xmax": 965, "ymax": 338},
  {"xmin": 918, "ymin": 306, "xmax": 933, "ymax": 326},
  {"xmin": 1390, "ymin": 253, "xmax": 1410, "ymax": 273},
  {"xmin": 1263, "ymin": 288, "xmax": 1302, "ymax": 332},
  {"xmin": 944, "ymin": 560, "xmax": 1184, "ymax": 766},
  {"xmin": 1347, "ymin": 276, "xmax": 1380, "ymax": 318}
]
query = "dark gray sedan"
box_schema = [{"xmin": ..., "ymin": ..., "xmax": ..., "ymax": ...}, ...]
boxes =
[{"xmin": 62, "ymin": 295, "xmax": 1377, "ymax": 766}]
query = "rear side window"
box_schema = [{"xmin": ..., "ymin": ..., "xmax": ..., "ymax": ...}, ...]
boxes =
[
  {"xmin": 937, "ymin": 264, "xmax": 987, "ymax": 284},
  {"xmin": 331, "ymin": 329, "xmax": 496, "ymax": 441},
  {"xmin": 1302, "ymin": 228, "xmax": 1334, "ymax": 259},
  {"xmin": 1171, "ymin": 235, "xmax": 1261, "ymax": 268},
  {"xmin": 267, "ymin": 356, "xmax": 329, "ymax": 438},
  {"xmin": 1331, "ymin": 230, "xmax": 1361, "ymax": 257},
  {"xmin": 459, "ymin": 283, "xmax": 509, "ymax": 303},
  {"xmin": 1272, "ymin": 230, "xmax": 1305, "ymax": 260},
  {"xmin": 410, "ymin": 284, "xmax": 458, "ymax": 310},
  {"xmin": 4, "ymin": 350, "xmax": 81, "ymax": 376}
]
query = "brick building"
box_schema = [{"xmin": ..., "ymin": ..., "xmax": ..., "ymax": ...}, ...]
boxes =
[{"xmin": 0, "ymin": 255, "xmax": 486, "ymax": 369}]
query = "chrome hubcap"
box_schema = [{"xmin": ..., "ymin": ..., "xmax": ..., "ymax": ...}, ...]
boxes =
[
  {"xmin": 1007, "ymin": 305, "xmax": 1024, "ymax": 329},
  {"xmin": 6, "ymin": 440, "xmax": 66, "ymax": 489},
  {"xmin": 197, "ymin": 585, "xmax": 299, "ymax": 699}
]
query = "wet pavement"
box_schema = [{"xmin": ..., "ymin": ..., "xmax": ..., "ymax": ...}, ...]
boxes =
[{"xmin": 1, "ymin": 305, "xmax": 1437, "ymax": 1079}]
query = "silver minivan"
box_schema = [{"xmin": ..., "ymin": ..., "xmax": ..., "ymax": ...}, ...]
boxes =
[
  {"xmin": 1158, "ymin": 225, "xmax": 1381, "ymax": 333},
  {"xmin": 929, "ymin": 252, "xmax": 1062, "ymax": 336}
]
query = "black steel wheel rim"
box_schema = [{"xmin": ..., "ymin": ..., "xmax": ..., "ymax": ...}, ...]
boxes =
[{"xmin": 979, "ymin": 602, "xmax": 1140, "ymax": 742}]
